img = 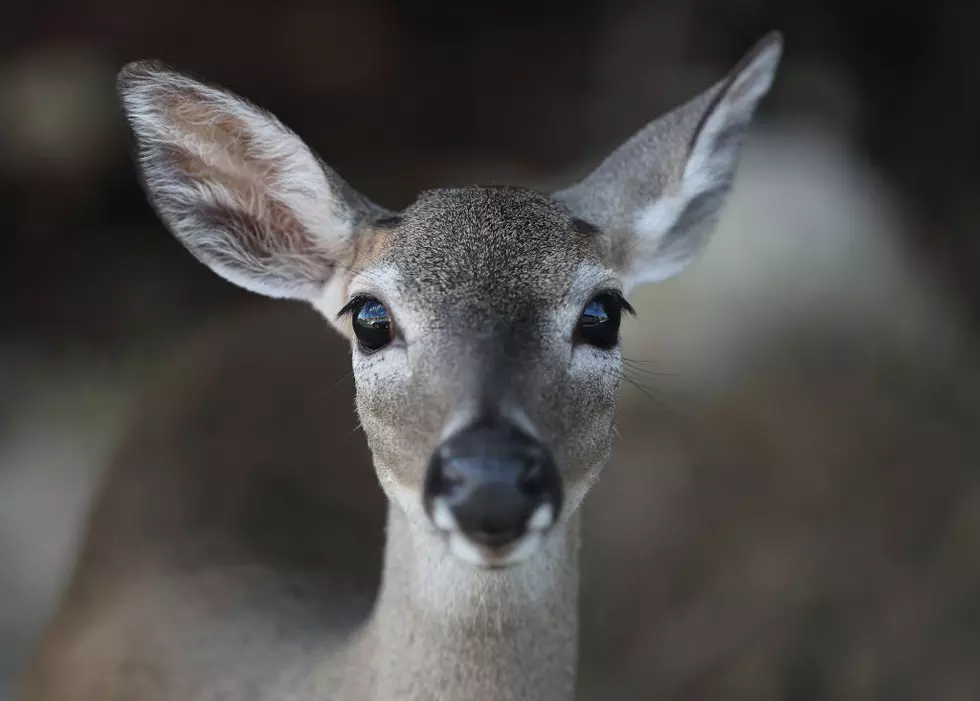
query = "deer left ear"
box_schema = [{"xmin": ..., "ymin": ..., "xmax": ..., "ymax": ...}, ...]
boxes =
[
  {"xmin": 118, "ymin": 61, "xmax": 390, "ymax": 303},
  {"xmin": 554, "ymin": 32, "xmax": 783, "ymax": 291}
]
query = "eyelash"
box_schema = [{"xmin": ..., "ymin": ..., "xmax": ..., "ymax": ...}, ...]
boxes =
[
  {"xmin": 573, "ymin": 289, "xmax": 635, "ymax": 350},
  {"xmin": 336, "ymin": 293, "xmax": 376, "ymax": 320},
  {"xmin": 594, "ymin": 290, "xmax": 635, "ymax": 317}
]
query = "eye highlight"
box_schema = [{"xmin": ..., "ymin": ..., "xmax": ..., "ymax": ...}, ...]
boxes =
[
  {"xmin": 338, "ymin": 295, "xmax": 394, "ymax": 353},
  {"xmin": 574, "ymin": 291, "xmax": 634, "ymax": 350}
]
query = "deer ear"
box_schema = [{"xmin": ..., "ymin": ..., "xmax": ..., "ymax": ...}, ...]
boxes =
[
  {"xmin": 554, "ymin": 32, "xmax": 783, "ymax": 291},
  {"xmin": 118, "ymin": 61, "xmax": 389, "ymax": 301}
]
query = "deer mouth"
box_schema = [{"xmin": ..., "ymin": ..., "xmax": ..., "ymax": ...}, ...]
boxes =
[{"xmin": 429, "ymin": 497, "xmax": 557, "ymax": 568}]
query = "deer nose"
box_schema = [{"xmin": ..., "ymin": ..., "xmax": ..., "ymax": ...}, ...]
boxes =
[{"xmin": 424, "ymin": 418, "xmax": 562, "ymax": 548}]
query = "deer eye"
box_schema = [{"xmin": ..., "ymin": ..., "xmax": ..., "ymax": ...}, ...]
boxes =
[
  {"xmin": 575, "ymin": 292, "xmax": 631, "ymax": 350},
  {"xmin": 347, "ymin": 296, "xmax": 393, "ymax": 353}
]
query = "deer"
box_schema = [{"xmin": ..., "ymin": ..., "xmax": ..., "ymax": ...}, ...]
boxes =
[{"xmin": 19, "ymin": 31, "xmax": 782, "ymax": 701}]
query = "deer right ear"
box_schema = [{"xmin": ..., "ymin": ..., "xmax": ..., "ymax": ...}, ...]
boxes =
[
  {"xmin": 118, "ymin": 61, "xmax": 389, "ymax": 302},
  {"xmin": 554, "ymin": 32, "xmax": 783, "ymax": 292}
]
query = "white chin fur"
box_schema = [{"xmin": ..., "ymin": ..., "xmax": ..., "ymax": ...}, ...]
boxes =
[{"xmin": 432, "ymin": 498, "xmax": 457, "ymax": 531}]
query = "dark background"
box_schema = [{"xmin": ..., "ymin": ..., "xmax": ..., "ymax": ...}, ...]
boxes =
[
  {"xmin": 4, "ymin": 0, "xmax": 980, "ymax": 348},
  {"xmin": 2, "ymin": 1, "xmax": 980, "ymax": 699}
]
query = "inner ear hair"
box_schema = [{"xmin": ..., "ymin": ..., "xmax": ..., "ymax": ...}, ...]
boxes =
[{"xmin": 117, "ymin": 60, "xmax": 391, "ymax": 302}]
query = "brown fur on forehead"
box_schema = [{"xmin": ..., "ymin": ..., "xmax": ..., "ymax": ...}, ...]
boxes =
[{"xmin": 375, "ymin": 186, "xmax": 602, "ymax": 304}]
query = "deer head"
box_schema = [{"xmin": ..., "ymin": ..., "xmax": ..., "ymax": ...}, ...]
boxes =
[{"xmin": 117, "ymin": 32, "xmax": 782, "ymax": 570}]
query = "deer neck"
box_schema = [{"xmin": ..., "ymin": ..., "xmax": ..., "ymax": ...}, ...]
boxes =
[{"xmin": 348, "ymin": 504, "xmax": 581, "ymax": 701}]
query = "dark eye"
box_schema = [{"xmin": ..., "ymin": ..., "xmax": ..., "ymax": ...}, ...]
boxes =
[
  {"xmin": 575, "ymin": 292, "xmax": 631, "ymax": 350},
  {"xmin": 346, "ymin": 296, "xmax": 393, "ymax": 353}
]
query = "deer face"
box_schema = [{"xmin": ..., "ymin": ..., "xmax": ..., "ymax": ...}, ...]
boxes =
[
  {"xmin": 118, "ymin": 33, "xmax": 781, "ymax": 568},
  {"xmin": 329, "ymin": 186, "xmax": 626, "ymax": 566}
]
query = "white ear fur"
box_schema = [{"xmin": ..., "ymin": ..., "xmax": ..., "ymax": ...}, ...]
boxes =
[
  {"xmin": 554, "ymin": 32, "xmax": 783, "ymax": 291},
  {"xmin": 118, "ymin": 61, "xmax": 387, "ymax": 300}
]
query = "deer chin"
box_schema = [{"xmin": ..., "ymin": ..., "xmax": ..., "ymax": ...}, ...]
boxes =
[
  {"xmin": 448, "ymin": 530, "xmax": 547, "ymax": 569},
  {"xmin": 431, "ymin": 498, "xmax": 555, "ymax": 569}
]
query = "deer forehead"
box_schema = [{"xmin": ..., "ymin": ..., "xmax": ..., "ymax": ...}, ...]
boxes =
[{"xmin": 347, "ymin": 186, "xmax": 615, "ymax": 319}]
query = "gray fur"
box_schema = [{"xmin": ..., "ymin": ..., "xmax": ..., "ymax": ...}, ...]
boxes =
[
  {"xmin": 554, "ymin": 31, "xmax": 783, "ymax": 286},
  {"xmin": 353, "ymin": 185, "xmax": 613, "ymax": 491},
  {"xmin": 20, "ymin": 32, "xmax": 782, "ymax": 701}
]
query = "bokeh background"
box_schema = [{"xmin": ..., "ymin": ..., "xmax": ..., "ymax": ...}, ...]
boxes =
[{"xmin": 2, "ymin": 1, "xmax": 980, "ymax": 699}]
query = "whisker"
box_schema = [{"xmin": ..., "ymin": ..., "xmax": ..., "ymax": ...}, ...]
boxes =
[
  {"xmin": 621, "ymin": 357, "xmax": 678, "ymax": 378},
  {"xmin": 618, "ymin": 368, "xmax": 673, "ymax": 395},
  {"xmin": 621, "ymin": 366, "xmax": 676, "ymax": 381},
  {"xmin": 323, "ymin": 368, "xmax": 355, "ymax": 396},
  {"xmin": 614, "ymin": 370, "xmax": 677, "ymax": 418},
  {"xmin": 621, "ymin": 356, "xmax": 664, "ymax": 365}
]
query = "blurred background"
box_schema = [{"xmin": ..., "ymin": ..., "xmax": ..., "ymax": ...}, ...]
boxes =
[{"xmin": 2, "ymin": 1, "xmax": 980, "ymax": 699}]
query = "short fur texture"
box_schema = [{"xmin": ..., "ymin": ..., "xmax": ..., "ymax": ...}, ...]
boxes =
[{"xmin": 21, "ymin": 31, "xmax": 782, "ymax": 701}]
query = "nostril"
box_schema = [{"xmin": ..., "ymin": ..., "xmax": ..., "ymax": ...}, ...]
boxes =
[{"xmin": 519, "ymin": 459, "xmax": 544, "ymax": 492}]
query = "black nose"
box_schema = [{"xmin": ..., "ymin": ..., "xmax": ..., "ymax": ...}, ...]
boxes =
[{"xmin": 424, "ymin": 417, "xmax": 562, "ymax": 547}]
